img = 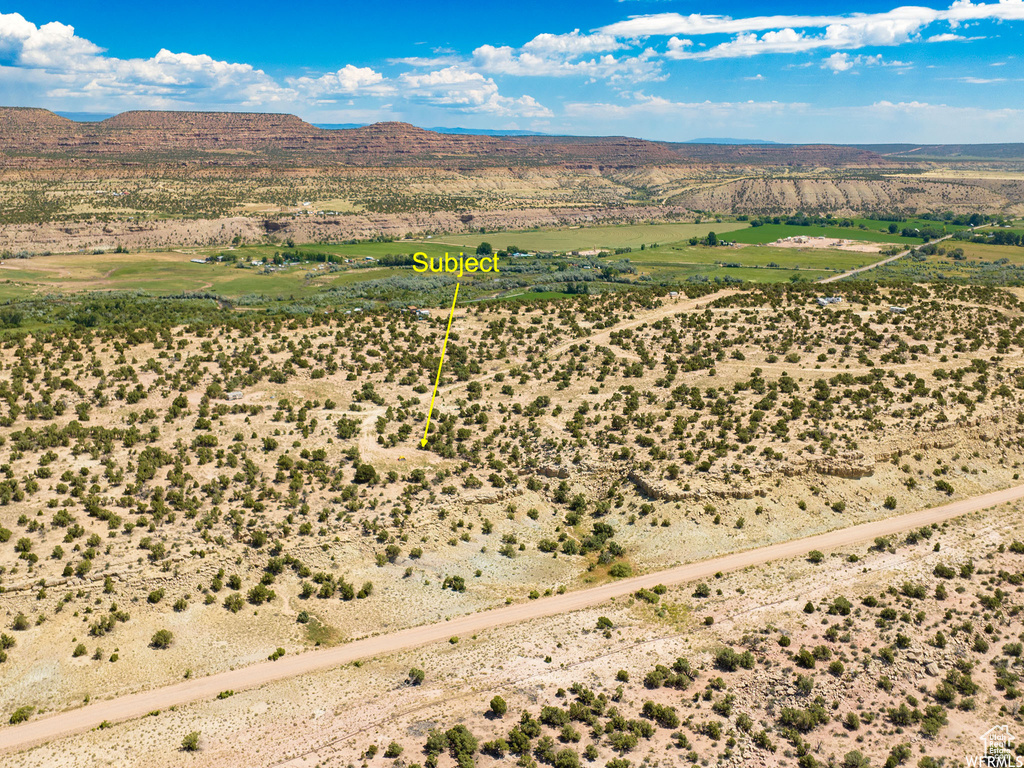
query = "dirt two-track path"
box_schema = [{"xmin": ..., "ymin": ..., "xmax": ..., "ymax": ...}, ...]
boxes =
[
  {"xmin": 817, "ymin": 230, "xmax": 963, "ymax": 284},
  {"xmin": 2, "ymin": 483, "xmax": 1024, "ymax": 754},
  {"xmin": 817, "ymin": 248, "xmax": 913, "ymax": 284}
]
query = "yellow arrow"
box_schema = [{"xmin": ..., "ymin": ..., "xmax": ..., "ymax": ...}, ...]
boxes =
[{"xmin": 421, "ymin": 282, "xmax": 460, "ymax": 447}]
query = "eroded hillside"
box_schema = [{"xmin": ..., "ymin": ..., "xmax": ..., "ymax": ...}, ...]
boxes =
[{"xmin": 4, "ymin": 108, "xmax": 1023, "ymax": 253}]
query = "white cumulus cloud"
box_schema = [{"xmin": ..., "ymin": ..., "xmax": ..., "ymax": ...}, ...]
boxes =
[
  {"xmin": 0, "ymin": 11, "xmax": 293, "ymax": 108},
  {"xmin": 0, "ymin": 10, "xmax": 553, "ymax": 120},
  {"xmin": 0, "ymin": 13, "xmax": 104, "ymax": 69},
  {"xmin": 472, "ymin": 43, "xmax": 662, "ymax": 83},
  {"xmin": 822, "ymin": 52, "xmax": 911, "ymax": 72},
  {"xmin": 287, "ymin": 65, "xmax": 394, "ymax": 98},
  {"xmin": 399, "ymin": 66, "xmax": 552, "ymax": 116},
  {"xmin": 601, "ymin": 1, "xmax": 1024, "ymax": 59},
  {"xmin": 521, "ymin": 29, "xmax": 624, "ymax": 55},
  {"xmin": 471, "ymin": 29, "xmax": 663, "ymax": 84}
]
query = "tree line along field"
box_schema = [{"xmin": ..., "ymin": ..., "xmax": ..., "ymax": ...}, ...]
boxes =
[
  {"xmin": 2, "ymin": 280, "xmax": 1024, "ymax": 735},
  {"xmin": 0, "ymin": 210, "xmax": 1009, "ymax": 321},
  {"xmin": 862, "ymin": 238, "xmax": 1024, "ymax": 285},
  {"xmin": 726, "ymin": 223, "xmax": 924, "ymax": 246},
  {"xmin": 0, "ymin": 215, "xmax": 925, "ymax": 320},
  {"xmin": 412, "ymin": 215, "xmax": 948, "ymax": 253},
  {"xmin": 425, "ymin": 221, "xmax": 750, "ymax": 253}
]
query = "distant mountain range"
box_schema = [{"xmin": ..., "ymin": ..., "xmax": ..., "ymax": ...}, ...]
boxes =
[
  {"xmin": 683, "ymin": 138, "xmax": 781, "ymax": 145},
  {"xmin": 315, "ymin": 124, "xmax": 549, "ymax": 136},
  {"xmin": 7, "ymin": 108, "xmax": 1016, "ymax": 163},
  {"xmin": 51, "ymin": 113, "xmax": 776, "ymax": 144},
  {"xmin": 316, "ymin": 125, "xmax": 779, "ymax": 142},
  {"xmin": 58, "ymin": 114, "xmax": 546, "ymax": 137},
  {"xmin": 42, "ymin": 115, "xmax": 1024, "ymax": 156}
]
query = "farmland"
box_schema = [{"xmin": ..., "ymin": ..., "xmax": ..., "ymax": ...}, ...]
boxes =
[
  {"xmin": 0, "ymin": 218, "xmax": 924, "ymax": 315},
  {"xmin": 863, "ymin": 237, "xmax": 1024, "ymax": 284},
  {"xmin": 0, "ymin": 251, "xmax": 406, "ymax": 303},
  {"xmin": 726, "ymin": 222, "xmax": 924, "ymax": 245},
  {"xmin": 637, "ymin": 243, "xmax": 882, "ymax": 270},
  {"xmin": 0, "ymin": 226, "xmax": 899, "ymax": 315},
  {"xmin": 426, "ymin": 220, "xmax": 749, "ymax": 253}
]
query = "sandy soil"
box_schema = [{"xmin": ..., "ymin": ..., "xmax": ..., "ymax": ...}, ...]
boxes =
[
  {"xmin": 2, "ymin": 480, "xmax": 1021, "ymax": 755},
  {"xmin": 768, "ymin": 237, "xmax": 883, "ymax": 253},
  {"xmin": 2, "ymin": 497, "xmax": 1020, "ymax": 768}
]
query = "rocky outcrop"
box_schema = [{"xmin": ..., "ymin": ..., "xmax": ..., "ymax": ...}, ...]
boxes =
[
  {"xmin": 806, "ymin": 451, "xmax": 875, "ymax": 479},
  {"xmin": 777, "ymin": 451, "xmax": 874, "ymax": 479},
  {"xmin": 627, "ymin": 470, "xmax": 767, "ymax": 501},
  {"xmin": 535, "ymin": 465, "xmax": 570, "ymax": 479}
]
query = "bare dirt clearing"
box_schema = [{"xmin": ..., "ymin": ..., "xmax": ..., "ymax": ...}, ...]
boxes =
[{"xmin": 766, "ymin": 237, "xmax": 883, "ymax": 253}]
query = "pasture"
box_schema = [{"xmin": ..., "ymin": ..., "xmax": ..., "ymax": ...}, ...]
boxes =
[
  {"xmin": 199, "ymin": 241, "xmax": 459, "ymax": 261},
  {"xmin": 0, "ymin": 251, "xmax": 406, "ymax": 300},
  {"xmin": 846, "ymin": 216, "xmax": 951, "ymax": 233},
  {"xmin": 938, "ymin": 240, "xmax": 1024, "ymax": 265},
  {"xmin": 629, "ymin": 244, "xmax": 879, "ymax": 272},
  {"xmin": 863, "ymin": 239, "xmax": 1024, "ymax": 285},
  {"xmin": 641, "ymin": 263, "xmax": 830, "ymax": 283},
  {"xmin": 425, "ymin": 221, "xmax": 748, "ymax": 253},
  {"xmin": 0, "ymin": 223, "xmax": 927, "ymax": 311}
]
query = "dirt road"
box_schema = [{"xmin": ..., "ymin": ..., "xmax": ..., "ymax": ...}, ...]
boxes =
[
  {"xmin": 817, "ymin": 248, "xmax": 911, "ymax": 283},
  {"xmin": 2, "ymin": 481, "xmax": 1022, "ymax": 755},
  {"xmin": 818, "ymin": 231, "xmax": 962, "ymax": 284}
]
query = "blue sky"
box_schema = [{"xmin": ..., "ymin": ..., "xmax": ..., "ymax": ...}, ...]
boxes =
[{"xmin": 1, "ymin": 0, "xmax": 1022, "ymax": 142}]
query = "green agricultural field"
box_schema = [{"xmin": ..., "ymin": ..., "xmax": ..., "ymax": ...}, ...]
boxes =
[
  {"xmin": 864, "ymin": 240, "xmax": 1024, "ymax": 285},
  {"xmin": 727, "ymin": 224, "xmax": 922, "ymax": 246},
  {"xmin": 426, "ymin": 221, "xmax": 748, "ymax": 253},
  {"xmin": 939, "ymin": 241, "xmax": 1024, "ymax": 265},
  {"xmin": 0, "ymin": 223, "xmax": 917, "ymax": 314},
  {"xmin": 0, "ymin": 251, "xmax": 407, "ymax": 301},
  {"xmin": 643, "ymin": 263, "xmax": 830, "ymax": 284},
  {"xmin": 0, "ymin": 279, "xmax": 38, "ymax": 302},
  {"xmin": 199, "ymin": 240, "xmax": 458, "ymax": 261},
  {"xmin": 629, "ymin": 244, "xmax": 879, "ymax": 272},
  {"xmin": 0, "ymin": 237, "xmax": 858, "ymax": 311},
  {"xmin": 846, "ymin": 216, "xmax": 952, "ymax": 234}
]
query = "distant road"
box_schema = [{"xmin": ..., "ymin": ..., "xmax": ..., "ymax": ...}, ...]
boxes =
[
  {"xmin": 2, "ymin": 482, "xmax": 1023, "ymax": 755},
  {"xmin": 817, "ymin": 247, "xmax": 913, "ymax": 283},
  {"xmin": 818, "ymin": 230, "xmax": 960, "ymax": 284}
]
